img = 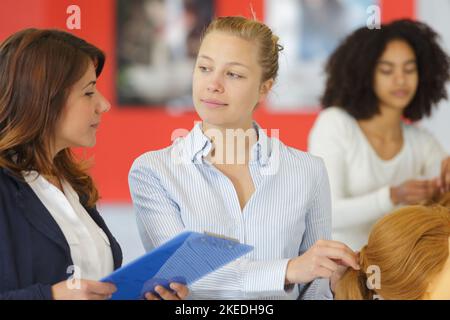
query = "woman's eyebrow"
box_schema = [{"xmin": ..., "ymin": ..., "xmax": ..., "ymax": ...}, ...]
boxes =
[
  {"xmin": 198, "ymin": 55, "xmax": 250, "ymax": 69},
  {"xmin": 377, "ymin": 59, "xmax": 416, "ymax": 66},
  {"xmin": 83, "ymin": 80, "xmax": 97, "ymax": 89}
]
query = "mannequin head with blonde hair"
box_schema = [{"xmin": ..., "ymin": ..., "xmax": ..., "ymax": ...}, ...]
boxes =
[{"xmin": 335, "ymin": 200, "xmax": 450, "ymax": 300}]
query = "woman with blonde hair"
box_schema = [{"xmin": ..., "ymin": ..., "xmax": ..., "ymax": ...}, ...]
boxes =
[
  {"xmin": 129, "ymin": 16, "xmax": 359, "ymax": 300},
  {"xmin": 334, "ymin": 203, "xmax": 450, "ymax": 300}
]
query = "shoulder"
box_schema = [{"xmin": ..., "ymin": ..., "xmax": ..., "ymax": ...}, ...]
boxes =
[
  {"xmin": 279, "ymin": 142, "xmax": 327, "ymax": 178},
  {"xmin": 310, "ymin": 107, "xmax": 356, "ymax": 139},
  {"xmin": 308, "ymin": 107, "xmax": 357, "ymax": 152},
  {"xmin": 315, "ymin": 106, "xmax": 355, "ymax": 126},
  {"xmin": 128, "ymin": 142, "xmax": 182, "ymax": 183},
  {"xmin": 130, "ymin": 146, "xmax": 174, "ymax": 171},
  {"xmin": 0, "ymin": 169, "xmax": 25, "ymax": 221},
  {"xmin": 0, "ymin": 168, "xmax": 21, "ymax": 196},
  {"xmin": 404, "ymin": 123, "xmax": 441, "ymax": 145}
]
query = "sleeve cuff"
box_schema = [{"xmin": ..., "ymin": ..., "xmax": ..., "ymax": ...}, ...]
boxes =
[
  {"xmin": 315, "ymin": 278, "xmax": 333, "ymax": 300},
  {"xmin": 299, "ymin": 278, "xmax": 333, "ymax": 300},
  {"xmin": 242, "ymin": 259, "xmax": 291, "ymax": 298},
  {"xmin": 38, "ymin": 284, "xmax": 54, "ymax": 300}
]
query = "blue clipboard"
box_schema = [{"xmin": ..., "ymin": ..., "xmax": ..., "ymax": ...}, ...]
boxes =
[{"xmin": 101, "ymin": 231, "xmax": 253, "ymax": 300}]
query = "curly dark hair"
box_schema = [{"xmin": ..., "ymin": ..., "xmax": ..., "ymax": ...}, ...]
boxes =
[{"xmin": 321, "ymin": 19, "xmax": 450, "ymax": 121}]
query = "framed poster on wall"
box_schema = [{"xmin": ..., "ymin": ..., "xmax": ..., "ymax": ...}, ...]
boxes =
[
  {"xmin": 265, "ymin": 0, "xmax": 378, "ymax": 111},
  {"xmin": 116, "ymin": 0, "xmax": 214, "ymax": 109}
]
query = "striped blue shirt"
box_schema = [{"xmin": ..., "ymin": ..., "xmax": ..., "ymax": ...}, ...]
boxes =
[{"xmin": 128, "ymin": 122, "xmax": 333, "ymax": 300}]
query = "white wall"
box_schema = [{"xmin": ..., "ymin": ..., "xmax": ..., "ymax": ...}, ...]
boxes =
[
  {"xmin": 100, "ymin": 204, "xmax": 145, "ymax": 265},
  {"xmin": 417, "ymin": 0, "xmax": 450, "ymax": 153}
]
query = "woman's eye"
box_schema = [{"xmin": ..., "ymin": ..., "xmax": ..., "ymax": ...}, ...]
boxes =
[
  {"xmin": 379, "ymin": 69, "xmax": 392, "ymax": 75},
  {"xmin": 85, "ymin": 92, "xmax": 95, "ymax": 97},
  {"xmin": 404, "ymin": 68, "xmax": 417, "ymax": 74},
  {"xmin": 227, "ymin": 72, "xmax": 242, "ymax": 79},
  {"xmin": 198, "ymin": 66, "xmax": 210, "ymax": 72}
]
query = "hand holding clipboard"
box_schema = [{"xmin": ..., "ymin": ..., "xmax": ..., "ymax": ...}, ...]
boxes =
[{"xmin": 101, "ymin": 231, "xmax": 253, "ymax": 300}]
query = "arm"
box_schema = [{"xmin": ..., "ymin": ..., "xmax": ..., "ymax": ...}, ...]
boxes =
[
  {"xmin": 0, "ymin": 192, "xmax": 53, "ymax": 300},
  {"xmin": 0, "ymin": 284, "xmax": 53, "ymax": 300},
  {"xmin": 419, "ymin": 127, "xmax": 448, "ymax": 178},
  {"xmin": 308, "ymin": 113, "xmax": 394, "ymax": 229},
  {"xmin": 128, "ymin": 159, "xmax": 292, "ymax": 299},
  {"xmin": 297, "ymin": 159, "xmax": 333, "ymax": 300}
]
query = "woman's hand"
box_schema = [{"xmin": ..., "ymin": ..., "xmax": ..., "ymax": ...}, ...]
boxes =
[
  {"xmin": 390, "ymin": 179, "xmax": 439, "ymax": 205},
  {"xmin": 144, "ymin": 283, "xmax": 189, "ymax": 300},
  {"xmin": 330, "ymin": 263, "xmax": 351, "ymax": 293},
  {"xmin": 285, "ymin": 240, "xmax": 359, "ymax": 286},
  {"xmin": 439, "ymin": 157, "xmax": 450, "ymax": 193},
  {"xmin": 51, "ymin": 279, "xmax": 117, "ymax": 300}
]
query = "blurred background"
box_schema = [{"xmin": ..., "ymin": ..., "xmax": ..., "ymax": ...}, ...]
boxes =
[{"xmin": 1, "ymin": 0, "xmax": 449, "ymax": 263}]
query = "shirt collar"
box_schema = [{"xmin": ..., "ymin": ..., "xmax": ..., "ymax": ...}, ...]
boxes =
[{"xmin": 182, "ymin": 121, "xmax": 272, "ymax": 166}]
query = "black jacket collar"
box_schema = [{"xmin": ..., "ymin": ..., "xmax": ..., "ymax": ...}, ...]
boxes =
[{"xmin": 2, "ymin": 168, "xmax": 122, "ymax": 270}]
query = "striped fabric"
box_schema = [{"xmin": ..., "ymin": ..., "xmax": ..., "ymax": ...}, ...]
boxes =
[
  {"xmin": 128, "ymin": 122, "xmax": 333, "ymax": 300},
  {"xmin": 152, "ymin": 233, "xmax": 253, "ymax": 289}
]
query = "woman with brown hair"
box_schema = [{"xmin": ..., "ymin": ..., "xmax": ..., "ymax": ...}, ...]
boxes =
[
  {"xmin": 334, "ymin": 202, "xmax": 450, "ymax": 300},
  {"xmin": 0, "ymin": 29, "xmax": 188, "ymax": 300}
]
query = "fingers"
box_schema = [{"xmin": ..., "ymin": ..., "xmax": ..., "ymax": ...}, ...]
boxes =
[
  {"xmin": 84, "ymin": 281, "xmax": 117, "ymax": 296},
  {"xmin": 317, "ymin": 256, "xmax": 339, "ymax": 273},
  {"xmin": 425, "ymin": 179, "xmax": 440, "ymax": 196},
  {"xmin": 170, "ymin": 283, "xmax": 189, "ymax": 299},
  {"xmin": 318, "ymin": 247, "xmax": 359, "ymax": 270},
  {"xmin": 400, "ymin": 180, "xmax": 439, "ymax": 204},
  {"xmin": 52, "ymin": 279, "xmax": 115, "ymax": 300},
  {"xmin": 404, "ymin": 188, "xmax": 436, "ymax": 204},
  {"xmin": 404, "ymin": 192, "xmax": 430, "ymax": 204},
  {"xmin": 154, "ymin": 285, "xmax": 182, "ymax": 300},
  {"xmin": 87, "ymin": 293, "xmax": 112, "ymax": 300},
  {"xmin": 145, "ymin": 292, "xmax": 160, "ymax": 300},
  {"xmin": 315, "ymin": 240, "xmax": 360, "ymax": 270},
  {"xmin": 317, "ymin": 239, "xmax": 354, "ymax": 252},
  {"xmin": 410, "ymin": 181, "xmax": 435, "ymax": 196},
  {"xmin": 441, "ymin": 158, "xmax": 450, "ymax": 193},
  {"xmin": 144, "ymin": 284, "xmax": 188, "ymax": 301},
  {"xmin": 445, "ymin": 172, "xmax": 450, "ymax": 193}
]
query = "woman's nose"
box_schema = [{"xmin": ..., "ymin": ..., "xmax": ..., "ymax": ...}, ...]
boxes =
[
  {"xmin": 207, "ymin": 75, "xmax": 224, "ymax": 93},
  {"xmin": 97, "ymin": 91, "xmax": 111, "ymax": 113}
]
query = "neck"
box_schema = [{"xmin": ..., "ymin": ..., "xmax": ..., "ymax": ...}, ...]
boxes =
[
  {"xmin": 202, "ymin": 120, "xmax": 258, "ymax": 165},
  {"xmin": 358, "ymin": 104, "xmax": 403, "ymax": 140},
  {"xmin": 50, "ymin": 139, "xmax": 66, "ymax": 162}
]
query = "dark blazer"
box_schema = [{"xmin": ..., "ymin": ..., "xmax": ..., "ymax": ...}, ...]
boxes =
[{"xmin": 0, "ymin": 168, "xmax": 122, "ymax": 300}]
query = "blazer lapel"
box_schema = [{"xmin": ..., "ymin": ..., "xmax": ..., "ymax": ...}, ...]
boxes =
[
  {"xmin": 5, "ymin": 168, "xmax": 121, "ymax": 270},
  {"xmin": 84, "ymin": 205, "xmax": 123, "ymax": 270},
  {"xmin": 16, "ymin": 183, "xmax": 71, "ymax": 259}
]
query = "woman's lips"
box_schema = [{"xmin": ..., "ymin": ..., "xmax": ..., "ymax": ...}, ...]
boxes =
[
  {"xmin": 200, "ymin": 99, "xmax": 228, "ymax": 109},
  {"xmin": 390, "ymin": 90, "xmax": 410, "ymax": 98}
]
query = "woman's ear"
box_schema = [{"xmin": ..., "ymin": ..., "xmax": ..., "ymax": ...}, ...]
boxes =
[{"xmin": 258, "ymin": 78, "xmax": 274, "ymax": 102}]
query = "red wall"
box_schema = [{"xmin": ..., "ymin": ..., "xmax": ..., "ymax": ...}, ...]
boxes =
[{"xmin": 0, "ymin": 0, "xmax": 414, "ymax": 203}]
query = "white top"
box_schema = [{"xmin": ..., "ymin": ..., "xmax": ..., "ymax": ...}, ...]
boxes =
[
  {"xmin": 24, "ymin": 171, "xmax": 114, "ymax": 280},
  {"xmin": 308, "ymin": 107, "xmax": 448, "ymax": 250}
]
